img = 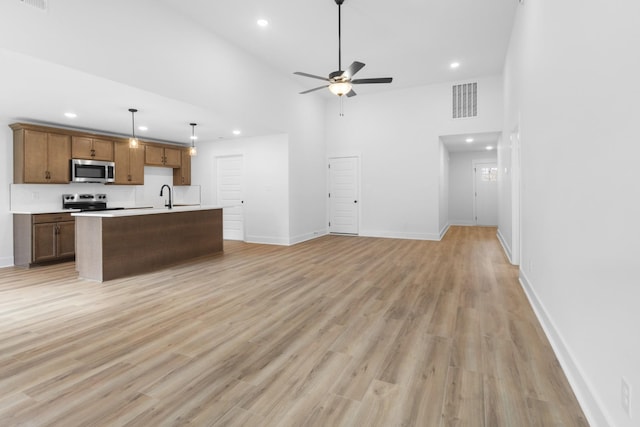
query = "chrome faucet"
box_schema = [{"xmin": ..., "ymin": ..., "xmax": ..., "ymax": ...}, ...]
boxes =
[{"xmin": 160, "ymin": 184, "xmax": 172, "ymax": 209}]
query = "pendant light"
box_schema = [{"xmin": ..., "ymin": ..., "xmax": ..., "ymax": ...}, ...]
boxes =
[
  {"xmin": 128, "ymin": 108, "xmax": 139, "ymax": 148},
  {"xmin": 189, "ymin": 123, "xmax": 197, "ymax": 156}
]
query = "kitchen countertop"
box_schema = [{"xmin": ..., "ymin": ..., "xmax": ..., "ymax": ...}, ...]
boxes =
[
  {"xmin": 71, "ymin": 205, "xmax": 230, "ymax": 218},
  {"xmin": 11, "ymin": 208, "xmax": 81, "ymax": 214}
]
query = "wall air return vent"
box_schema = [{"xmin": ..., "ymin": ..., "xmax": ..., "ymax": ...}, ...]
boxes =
[
  {"xmin": 452, "ymin": 82, "xmax": 477, "ymax": 119},
  {"xmin": 19, "ymin": 0, "xmax": 48, "ymax": 12}
]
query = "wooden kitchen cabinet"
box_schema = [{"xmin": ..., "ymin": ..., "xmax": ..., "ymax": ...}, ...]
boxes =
[
  {"xmin": 71, "ymin": 136, "xmax": 114, "ymax": 161},
  {"xmin": 114, "ymin": 140, "xmax": 144, "ymax": 185},
  {"xmin": 14, "ymin": 213, "xmax": 75, "ymax": 267},
  {"xmin": 12, "ymin": 124, "xmax": 71, "ymax": 184},
  {"xmin": 145, "ymin": 145, "xmax": 181, "ymax": 167},
  {"xmin": 173, "ymin": 149, "xmax": 191, "ymax": 186}
]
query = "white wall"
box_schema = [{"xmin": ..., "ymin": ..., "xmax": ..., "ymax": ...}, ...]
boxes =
[
  {"xmin": 449, "ymin": 150, "xmax": 497, "ymax": 225},
  {"xmin": 502, "ymin": 2, "xmax": 640, "ymax": 426},
  {"xmin": 191, "ymin": 134, "xmax": 290, "ymax": 245},
  {"xmin": 0, "ymin": 122, "xmax": 13, "ymax": 266},
  {"xmin": 438, "ymin": 141, "xmax": 449, "ymax": 237},
  {"xmin": 0, "ymin": 0, "xmax": 329, "ymax": 258},
  {"xmin": 325, "ymin": 75, "xmax": 503, "ymax": 240}
]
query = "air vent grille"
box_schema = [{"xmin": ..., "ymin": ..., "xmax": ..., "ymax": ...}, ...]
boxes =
[
  {"xmin": 452, "ymin": 82, "xmax": 477, "ymax": 119},
  {"xmin": 19, "ymin": 0, "xmax": 48, "ymax": 11}
]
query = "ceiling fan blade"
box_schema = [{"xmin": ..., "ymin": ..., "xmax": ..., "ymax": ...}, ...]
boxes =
[
  {"xmin": 342, "ymin": 61, "xmax": 365, "ymax": 79},
  {"xmin": 351, "ymin": 77, "xmax": 393, "ymax": 84},
  {"xmin": 300, "ymin": 85, "xmax": 329, "ymax": 94},
  {"xmin": 346, "ymin": 89, "xmax": 357, "ymax": 97},
  {"xmin": 294, "ymin": 71, "xmax": 330, "ymax": 81}
]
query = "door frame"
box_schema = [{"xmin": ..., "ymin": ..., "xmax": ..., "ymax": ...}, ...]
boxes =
[
  {"xmin": 327, "ymin": 154, "xmax": 361, "ymax": 235},
  {"xmin": 215, "ymin": 153, "xmax": 246, "ymax": 241},
  {"xmin": 472, "ymin": 158, "xmax": 498, "ymax": 226},
  {"xmin": 511, "ymin": 127, "xmax": 521, "ymax": 265}
]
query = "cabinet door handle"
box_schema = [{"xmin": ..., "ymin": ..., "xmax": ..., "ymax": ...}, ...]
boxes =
[{"xmin": 128, "ymin": 174, "xmax": 131, "ymax": 182}]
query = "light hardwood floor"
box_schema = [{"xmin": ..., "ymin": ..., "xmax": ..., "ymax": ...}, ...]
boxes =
[{"xmin": 0, "ymin": 226, "xmax": 588, "ymax": 426}]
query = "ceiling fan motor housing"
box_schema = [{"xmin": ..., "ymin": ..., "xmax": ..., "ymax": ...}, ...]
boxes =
[{"xmin": 329, "ymin": 70, "xmax": 345, "ymax": 80}]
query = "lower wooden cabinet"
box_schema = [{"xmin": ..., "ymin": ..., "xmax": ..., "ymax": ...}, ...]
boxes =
[{"xmin": 14, "ymin": 213, "xmax": 75, "ymax": 267}]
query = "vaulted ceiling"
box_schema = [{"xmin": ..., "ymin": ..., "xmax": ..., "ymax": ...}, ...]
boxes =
[{"xmin": 1, "ymin": 0, "xmax": 517, "ymax": 146}]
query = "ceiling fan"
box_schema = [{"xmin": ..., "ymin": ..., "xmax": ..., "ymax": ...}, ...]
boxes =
[{"xmin": 294, "ymin": 0, "xmax": 393, "ymax": 97}]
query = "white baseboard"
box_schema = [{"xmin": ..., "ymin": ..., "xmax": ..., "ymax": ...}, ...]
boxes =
[
  {"xmin": 439, "ymin": 223, "xmax": 450, "ymax": 240},
  {"xmin": 0, "ymin": 257, "xmax": 14, "ymax": 268},
  {"xmin": 359, "ymin": 230, "xmax": 442, "ymax": 241},
  {"xmin": 496, "ymin": 228, "xmax": 513, "ymax": 263},
  {"xmin": 519, "ymin": 270, "xmax": 611, "ymax": 427},
  {"xmin": 243, "ymin": 235, "xmax": 290, "ymax": 246},
  {"xmin": 289, "ymin": 230, "xmax": 328, "ymax": 245},
  {"xmin": 449, "ymin": 220, "xmax": 476, "ymax": 226}
]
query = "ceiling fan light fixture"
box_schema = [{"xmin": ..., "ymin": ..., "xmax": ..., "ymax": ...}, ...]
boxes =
[{"xmin": 329, "ymin": 81, "xmax": 352, "ymax": 96}]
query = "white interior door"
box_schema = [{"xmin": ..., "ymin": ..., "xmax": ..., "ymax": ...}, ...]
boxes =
[
  {"xmin": 474, "ymin": 162, "xmax": 498, "ymax": 226},
  {"xmin": 329, "ymin": 157, "xmax": 359, "ymax": 235},
  {"xmin": 216, "ymin": 155, "xmax": 244, "ymax": 240}
]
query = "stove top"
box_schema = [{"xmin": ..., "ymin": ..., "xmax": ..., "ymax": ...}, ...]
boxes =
[{"xmin": 62, "ymin": 193, "xmax": 123, "ymax": 211}]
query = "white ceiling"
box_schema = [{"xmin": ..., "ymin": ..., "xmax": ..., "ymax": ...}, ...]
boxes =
[
  {"xmin": 159, "ymin": 0, "xmax": 517, "ymax": 93},
  {"xmin": 1, "ymin": 0, "xmax": 517, "ymax": 145},
  {"xmin": 440, "ymin": 131, "xmax": 502, "ymax": 153}
]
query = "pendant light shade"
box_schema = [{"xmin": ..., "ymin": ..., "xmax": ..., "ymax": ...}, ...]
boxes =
[
  {"xmin": 128, "ymin": 108, "xmax": 139, "ymax": 148},
  {"xmin": 189, "ymin": 123, "xmax": 197, "ymax": 156}
]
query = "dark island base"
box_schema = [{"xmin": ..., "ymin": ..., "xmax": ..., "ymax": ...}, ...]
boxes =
[{"xmin": 76, "ymin": 209, "xmax": 223, "ymax": 282}]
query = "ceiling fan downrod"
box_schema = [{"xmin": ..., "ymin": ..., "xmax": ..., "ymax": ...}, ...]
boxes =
[{"xmin": 336, "ymin": 0, "xmax": 344, "ymax": 73}]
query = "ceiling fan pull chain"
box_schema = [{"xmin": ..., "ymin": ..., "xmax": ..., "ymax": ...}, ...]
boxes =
[{"xmin": 339, "ymin": 96, "xmax": 345, "ymax": 117}]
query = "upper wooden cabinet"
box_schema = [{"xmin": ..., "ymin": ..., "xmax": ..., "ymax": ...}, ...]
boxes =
[
  {"xmin": 72, "ymin": 136, "xmax": 114, "ymax": 161},
  {"xmin": 10, "ymin": 123, "xmax": 191, "ymax": 186},
  {"xmin": 145, "ymin": 145, "xmax": 181, "ymax": 168},
  {"xmin": 113, "ymin": 141, "xmax": 144, "ymax": 185},
  {"xmin": 173, "ymin": 149, "xmax": 191, "ymax": 186},
  {"xmin": 12, "ymin": 124, "xmax": 71, "ymax": 184}
]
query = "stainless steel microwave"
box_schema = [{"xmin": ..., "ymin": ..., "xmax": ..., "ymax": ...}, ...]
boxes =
[{"xmin": 70, "ymin": 159, "xmax": 115, "ymax": 183}]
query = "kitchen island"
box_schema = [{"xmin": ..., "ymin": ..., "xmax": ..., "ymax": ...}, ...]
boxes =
[{"xmin": 73, "ymin": 206, "xmax": 223, "ymax": 282}]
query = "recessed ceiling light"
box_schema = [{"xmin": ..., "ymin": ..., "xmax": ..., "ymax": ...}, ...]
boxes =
[
  {"xmin": 465, "ymin": 138, "xmax": 474, "ymax": 143},
  {"xmin": 257, "ymin": 19, "xmax": 269, "ymax": 27},
  {"xmin": 486, "ymin": 146, "xmax": 494, "ymax": 150},
  {"xmin": 138, "ymin": 126, "xmax": 148, "ymax": 131},
  {"xmin": 450, "ymin": 62, "xmax": 460, "ymax": 69},
  {"xmin": 64, "ymin": 112, "xmax": 77, "ymax": 118},
  {"xmin": 232, "ymin": 129, "xmax": 241, "ymax": 135}
]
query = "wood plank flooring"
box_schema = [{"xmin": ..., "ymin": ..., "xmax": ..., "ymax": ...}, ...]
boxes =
[{"xmin": 0, "ymin": 226, "xmax": 588, "ymax": 426}]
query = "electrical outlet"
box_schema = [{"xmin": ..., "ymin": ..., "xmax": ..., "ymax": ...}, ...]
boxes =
[{"xmin": 622, "ymin": 377, "xmax": 632, "ymax": 417}]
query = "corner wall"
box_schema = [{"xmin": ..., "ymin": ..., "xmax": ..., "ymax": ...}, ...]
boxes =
[{"xmin": 503, "ymin": 2, "xmax": 640, "ymax": 426}]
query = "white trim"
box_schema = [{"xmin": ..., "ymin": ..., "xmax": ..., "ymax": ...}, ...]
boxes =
[
  {"xmin": 289, "ymin": 230, "xmax": 328, "ymax": 245},
  {"xmin": 327, "ymin": 155, "xmax": 361, "ymax": 236},
  {"xmin": 360, "ymin": 230, "xmax": 442, "ymax": 241},
  {"xmin": 510, "ymin": 127, "xmax": 521, "ymax": 265},
  {"xmin": 449, "ymin": 220, "xmax": 476, "ymax": 226},
  {"xmin": 0, "ymin": 257, "xmax": 14, "ymax": 268},
  {"xmin": 496, "ymin": 228, "xmax": 513, "ymax": 263},
  {"xmin": 472, "ymin": 159, "xmax": 498, "ymax": 226},
  {"xmin": 439, "ymin": 223, "xmax": 450, "ymax": 240},
  {"xmin": 519, "ymin": 270, "xmax": 611, "ymax": 427},
  {"xmin": 243, "ymin": 235, "xmax": 289, "ymax": 246}
]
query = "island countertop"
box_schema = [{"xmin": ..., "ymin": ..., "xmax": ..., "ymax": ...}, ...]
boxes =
[{"xmin": 71, "ymin": 205, "xmax": 233, "ymax": 218}]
